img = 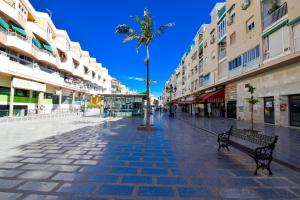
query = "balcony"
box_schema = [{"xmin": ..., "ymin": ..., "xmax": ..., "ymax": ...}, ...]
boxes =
[
  {"xmin": 263, "ymin": 2, "xmax": 288, "ymax": 30},
  {"xmin": 6, "ymin": 32, "xmax": 32, "ymax": 55},
  {"xmin": 38, "ymin": 49, "xmax": 59, "ymax": 67},
  {"xmin": 0, "ymin": 50, "xmax": 65, "ymax": 86},
  {"xmin": 0, "ymin": 50, "xmax": 99, "ymax": 94}
]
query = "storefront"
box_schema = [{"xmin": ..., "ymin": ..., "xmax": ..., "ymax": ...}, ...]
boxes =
[
  {"xmin": 102, "ymin": 94, "xmax": 145, "ymax": 117},
  {"xmin": 290, "ymin": 95, "xmax": 300, "ymax": 127},
  {"xmin": 225, "ymin": 83, "xmax": 237, "ymax": 119},
  {"xmin": 264, "ymin": 97, "xmax": 275, "ymax": 124},
  {"xmin": 196, "ymin": 89, "xmax": 225, "ymax": 118}
]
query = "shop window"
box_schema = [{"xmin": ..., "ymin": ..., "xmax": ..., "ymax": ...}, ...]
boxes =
[
  {"xmin": 0, "ymin": 86, "xmax": 10, "ymax": 95},
  {"xmin": 32, "ymin": 91, "xmax": 39, "ymax": 98},
  {"xmin": 44, "ymin": 93, "xmax": 53, "ymax": 99},
  {"xmin": 15, "ymin": 89, "xmax": 29, "ymax": 97}
]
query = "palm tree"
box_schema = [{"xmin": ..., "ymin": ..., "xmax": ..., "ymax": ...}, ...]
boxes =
[{"xmin": 115, "ymin": 8, "xmax": 175, "ymax": 129}]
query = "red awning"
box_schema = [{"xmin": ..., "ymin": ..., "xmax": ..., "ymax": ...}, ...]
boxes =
[
  {"xmin": 197, "ymin": 90, "xmax": 225, "ymax": 103},
  {"xmin": 179, "ymin": 100, "xmax": 196, "ymax": 105}
]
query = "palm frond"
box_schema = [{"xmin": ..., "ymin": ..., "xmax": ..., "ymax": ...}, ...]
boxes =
[
  {"xmin": 115, "ymin": 24, "xmax": 131, "ymax": 34},
  {"xmin": 152, "ymin": 22, "xmax": 175, "ymax": 40},
  {"xmin": 143, "ymin": 8, "xmax": 153, "ymax": 39},
  {"xmin": 131, "ymin": 15, "xmax": 144, "ymax": 27},
  {"xmin": 123, "ymin": 33, "xmax": 140, "ymax": 43}
]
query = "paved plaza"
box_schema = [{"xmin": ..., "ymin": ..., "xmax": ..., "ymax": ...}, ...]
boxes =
[
  {"xmin": 0, "ymin": 114, "xmax": 299, "ymax": 199},
  {"xmin": 176, "ymin": 113, "xmax": 300, "ymax": 170}
]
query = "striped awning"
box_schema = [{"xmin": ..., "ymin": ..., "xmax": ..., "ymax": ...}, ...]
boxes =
[
  {"xmin": 197, "ymin": 90, "xmax": 225, "ymax": 103},
  {"xmin": 0, "ymin": 17, "xmax": 8, "ymax": 30},
  {"xmin": 10, "ymin": 23, "xmax": 27, "ymax": 37}
]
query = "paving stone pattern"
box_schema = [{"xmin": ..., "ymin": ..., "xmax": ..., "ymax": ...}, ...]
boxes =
[{"xmin": 0, "ymin": 114, "xmax": 299, "ymax": 199}]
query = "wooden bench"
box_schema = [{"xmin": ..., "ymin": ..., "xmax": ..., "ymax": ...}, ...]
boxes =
[{"xmin": 217, "ymin": 126, "xmax": 278, "ymax": 175}]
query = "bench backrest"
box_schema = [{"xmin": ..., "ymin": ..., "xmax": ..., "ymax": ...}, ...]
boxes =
[{"xmin": 230, "ymin": 128, "xmax": 278, "ymax": 147}]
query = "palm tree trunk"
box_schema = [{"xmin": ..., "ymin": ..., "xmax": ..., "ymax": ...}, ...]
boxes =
[{"xmin": 145, "ymin": 45, "xmax": 150, "ymax": 127}]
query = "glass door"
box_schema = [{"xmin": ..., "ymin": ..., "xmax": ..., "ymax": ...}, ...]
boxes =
[
  {"xmin": 290, "ymin": 95, "xmax": 300, "ymax": 127},
  {"xmin": 264, "ymin": 97, "xmax": 275, "ymax": 124},
  {"xmin": 227, "ymin": 100, "xmax": 237, "ymax": 119}
]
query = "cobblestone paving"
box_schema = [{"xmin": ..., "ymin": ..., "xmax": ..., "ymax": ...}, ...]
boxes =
[{"xmin": 0, "ymin": 114, "xmax": 299, "ymax": 199}]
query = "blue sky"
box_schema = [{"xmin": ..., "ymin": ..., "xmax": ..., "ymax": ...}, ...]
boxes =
[{"xmin": 30, "ymin": 0, "xmax": 222, "ymax": 97}]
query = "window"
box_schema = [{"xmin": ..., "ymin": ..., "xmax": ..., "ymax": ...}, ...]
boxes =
[
  {"xmin": 32, "ymin": 91, "xmax": 39, "ymax": 98},
  {"xmin": 229, "ymin": 45, "xmax": 260, "ymax": 70},
  {"xmin": 227, "ymin": 11, "xmax": 235, "ymax": 26},
  {"xmin": 246, "ymin": 17, "xmax": 255, "ymax": 32},
  {"xmin": 230, "ymin": 32, "xmax": 236, "ymax": 45},
  {"xmin": 218, "ymin": 18, "xmax": 227, "ymax": 40},
  {"xmin": 47, "ymin": 26, "xmax": 52, "ymax": 41},
  {"xmin": 15, "ymin": 89, "xmax": 29, "ymax": 97},
  {"xmin": 18, "ymin": 2, "xmax": 27, "ymax": 18},
  {"xmin": 44, "ymin": 93, "xmax": 53, "ymax": 99},
  {"xmin": 0, "ymin": 86, "xmax": 10, "ymax": 95},
  {"xmin": 242, "ymin": 45, "xmax": 260, "ymax": 65},
  {"xmin": 210, "ymin": 29, "xmax": 216, "ymax": 44}
]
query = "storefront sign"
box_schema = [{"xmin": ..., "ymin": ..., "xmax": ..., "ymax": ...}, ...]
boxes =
[
  {"xmin": 239, "ymin": 106, "xmax": 244, "ymax": 112},
  {"xmin": 12, "ymin": 78, "xmax": 46, "ymax": 92},
  {"xmin": 280, "ymin": 103, "xmax": 287, "ymax": 111}
]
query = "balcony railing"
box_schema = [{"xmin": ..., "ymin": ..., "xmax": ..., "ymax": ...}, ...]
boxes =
[
  {"xmin": 263, "ymin": 2, "xmax": 288, "ymax": 30},
  {"xmin": 0, "ymin": 50, "xmax": 97, "ymax": 94}
]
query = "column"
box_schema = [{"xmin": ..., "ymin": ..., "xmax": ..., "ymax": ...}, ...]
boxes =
[
  {"xmin": 58, "ymin": 89, "xmax": 62, "ymax": 110},
  {"xmin": 37, "ymin": 92, "xmax": 44, "ymax": 114},
  {"xmin": 72, "ymin": 91, "xmax": 76, "ymax": 111},
  {"xmin": 9, "ymin": 82, "xmax": 14, "ymax": 117}
]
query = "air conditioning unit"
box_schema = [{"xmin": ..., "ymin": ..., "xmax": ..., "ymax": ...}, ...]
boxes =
[{"xmin": 241, "ymin": 0, "xmax": 251, "ymax": 10}]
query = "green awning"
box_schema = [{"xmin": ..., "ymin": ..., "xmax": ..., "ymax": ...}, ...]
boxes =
[
  {"xmin": 32, "ymin": 37, "xmax": 41, "ymax": 48},
  {"xmin": 139, "ymin": 91, "xmax": 147, "ymax": 95},
  {"xmin": 43, "ymin": 44, "xmax": 53, "ymax": 53},
  {"xmin": 0, "ymin": 17, "xmax": 8, "ymax": 30},
  {"xmin": 288, "ymin": 16, "xmax": 300, "ymax": 26},
  {"xmin": 262, "ymin": 20, "xmax": 288, "ymax": 38},
  {"xmin": 10, "ymin": 23, "xmax": 27, "ymax": 37},
  {"xmin": 218, "ymin": 5, "xmax": 226, "ymax": 20}
]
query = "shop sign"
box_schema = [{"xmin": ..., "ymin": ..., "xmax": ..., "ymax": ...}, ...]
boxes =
[
  {"xmin": 280, "ymin": 103, "xmax": 287, "ymax": 111},
  {"xmin": 239, "ymin": 106, "xmax": 244, "ymax": 112},
  {"xmin": 12, "ymin": 78, "xmax": 46, "ymax": 92}
]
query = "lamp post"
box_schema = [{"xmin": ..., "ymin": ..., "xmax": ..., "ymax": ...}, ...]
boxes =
[{"xmin": 166, "ymin": 84, "xmax": 177, "ymax": 117}]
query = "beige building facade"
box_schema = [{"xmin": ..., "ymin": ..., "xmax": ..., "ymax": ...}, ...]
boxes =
[
  {"xmin": 0, "ymin": 0, "xmax": 115, "ymax": 117},
  {"xmin": 163, "ymin": 0, "xmax": 300, "ymax": 127}
]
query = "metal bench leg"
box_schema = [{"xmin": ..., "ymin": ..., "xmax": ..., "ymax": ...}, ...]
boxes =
[
  {"xmin": 225, "ymin": 143, "xmax": 230, "ymax": 151},
  {"xmin": 254, "ymin": 158, "xmax": 259, "ymax": 175},
  {"xmin": 267, "ymin": 160, "xmax": 273, "ymax": 176},
  {"xmin": 217, "ymin": 141, "xmax": 221, "ymax": 151}
]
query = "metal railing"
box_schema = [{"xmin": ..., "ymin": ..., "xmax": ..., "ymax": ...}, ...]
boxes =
[
  {"xmin": 0, "ymin": 49, "xmax": 102, "ymax": 94},
  {"xmin": 263, "ymin": 2, "xmax": 288, "ymax": 30}
]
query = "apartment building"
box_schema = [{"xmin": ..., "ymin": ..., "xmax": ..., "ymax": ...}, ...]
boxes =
[
  {"xmin": 0, "ymin": 0, "xmax": 114, "ymax": 117},
  {"xmin": 163, "ymin": 0, "xmax": 300, "ymax": 127}
]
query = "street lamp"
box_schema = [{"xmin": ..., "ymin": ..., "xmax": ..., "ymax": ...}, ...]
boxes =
[{"xmin": 165, "ymin": 84, "xmax": 177, "ymax": 117}]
